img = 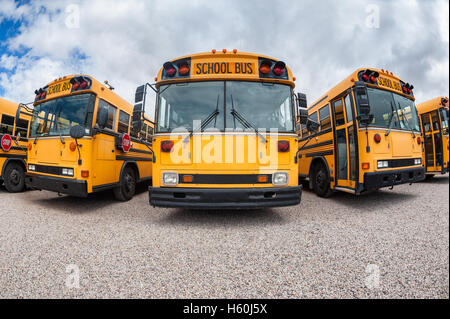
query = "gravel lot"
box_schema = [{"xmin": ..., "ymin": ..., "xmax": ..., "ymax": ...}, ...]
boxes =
[{"xmin": 0, "ymin": 176, "xmax": 448, "ymax": 299}]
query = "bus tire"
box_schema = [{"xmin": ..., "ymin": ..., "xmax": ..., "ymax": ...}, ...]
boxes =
[
  {"xmin": 312, "ymin": 162, "xmax": 332, "ymax": 198},
  {"xmin": 3, "ymin": 162, "xmax": 26, "ymax": 193},
  {"xmin": 113, "ymin": 166, "xmax": 136, "ymax": 201}
]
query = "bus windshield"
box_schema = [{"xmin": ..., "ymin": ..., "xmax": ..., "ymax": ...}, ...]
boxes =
[
  {"xmin": 157, "ymin": 81, "xmax": 294, "ymax": 133},
  {"xmin": 30, "ymin": 94, "xmax": 95, "ymax": 137},
  {"xmin": 365, "ymin": 88, "xmax": 421, "ymax": 132}
]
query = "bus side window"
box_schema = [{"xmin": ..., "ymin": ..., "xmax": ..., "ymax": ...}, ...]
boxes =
[
  {"xmin": 344, "ymin": 95, "xmax": 353, "ymax": 122},
  {"xmin": 15, "ymin": 119, "xmax": 29, "ymax": 137},
  {"xmin": 98, "ymin": 100, "xmax": 117, "ymax": 130},
  {"xmin": 118, "ymin": 110, "xmax": 130, "ymax": 134},
  {"xmin": 310, "ymin": 112, "xmax": 318, "ymax": 130},
  {"xmin": 319, "ymin": 105, "xmax": 331, "ymax": 130},
  {"xmin": 431, "ymin": 111, "xmax": 440, "ymax": 131},
  {"xmin": 1, "ymin": 114, "xmax": 14, "ymax": 135}
]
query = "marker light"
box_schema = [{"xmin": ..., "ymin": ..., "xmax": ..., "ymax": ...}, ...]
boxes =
[
  {"xmin": 183, "ymin": 175, "xmax": 193, "ymax": 183},
  {"xmin": 69, "ymin": 141, "xmax": 77, "ymax": 152},
  {"xmin": 163, "ymin": 62, "xmax": 177, "ymax": 77},
  {"xmin": 161, "ymin": 140, "xmax": 174, "ymax": 152},
  {"xmin": 272, "ymin": 61, "xmax": 286, "ymax": 76},
  {"xmin": 28, "ymin": 143, "xmax": 32, "ymax": 151},
  {"xmin": 417, "ymin": 136, "xmax": 422, "ymax": 144},
  {"xmin": 362, "ymin": 162, "xmax": 370, "ymax": 170},
  {"xmin": 257, "ymin": 175, "xmax": 268, "ymax": 183},
  {"xmin": 374, "ymin": 133, "xmax": 381, "ymax": 143}
]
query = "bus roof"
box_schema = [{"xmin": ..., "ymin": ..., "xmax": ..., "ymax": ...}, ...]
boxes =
[
  {"xmin": 155, "ymin": 50, "xmax": 295, "ymax": 88},
  {"xmin": 308, "ymin": 68, "xmax": 415, "ymax": 112},
  {"xmin": 34, "ymin": 74, "xmax": 135, "ymax": 115},
  {"xmin": 416, "ymin": 96, "xmax": 449, "ymax": 115},
  {"xmin": 0, "ymin": 97, "xmax": 19, "ymax": 116}
]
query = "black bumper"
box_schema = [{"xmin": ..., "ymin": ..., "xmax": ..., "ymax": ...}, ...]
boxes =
[
  {"xmin": 149, "ymin": 186, "xmax": 302, "ymax": 209},
  {"xmin": 26, "ymin": 174, "xmax": 88, "ymax": 197},
  {"xmin": 363, "ymin": 167, "xmax": 425, "ymax": 192}
]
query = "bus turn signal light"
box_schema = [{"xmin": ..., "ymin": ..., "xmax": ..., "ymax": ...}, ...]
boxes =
[
  {"xmin": 374, "ymin": 133, "xmax": 381, "ymax": 143},
  {"xmin": 258, "ymin": 175, "xmax": 268, "ymax": 183},
  {"xmin": 81, "ymin": 170, "xmax": 89, "ymax": 178},
  {"xmin": 278, "ymin": 140, "xmax": 290, "ymax": 152},
  {"xmin": 161, "ymin": 140, "xmax": 174, "ymax": 152},
  {"xmin": 362, "ymin": 162, "xmax": 370, "ymax": 170},
  {"xmin": 183, "ymin": 175, "xmax": 193, "ymax": 183},
  {"xmin": 69, "ymin": 142, "xmax": 77, "ymax": 152}
]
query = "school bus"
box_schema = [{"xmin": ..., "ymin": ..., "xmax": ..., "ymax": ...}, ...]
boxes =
[
  {"xmin": 0, "ymin": 98, "xmax": 31, "ymax": 192},
  {"xmin": 17, "ymin": 75, "xmax": 154, "ymax": 200},
  {"xmin": 132, "ymin": 50, "xmax": 308, "ymax": 209},
  {"xmin": 416, "ymin": 96, "xmax": 449, "ymax": 177},
  {"xmin": 298, "ymin": 68, "xmax": 425, "ymax": 197}
]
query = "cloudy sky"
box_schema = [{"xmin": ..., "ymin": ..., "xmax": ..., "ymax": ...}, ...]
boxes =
[{"xmin": 0, "ymin": 0, "xmax": 448, "ymax": 115}]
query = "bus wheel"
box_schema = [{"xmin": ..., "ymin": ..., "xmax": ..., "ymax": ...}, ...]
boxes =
[
  {"xmin": 313, "ymin": 163, "xmax": 332, "ymax": 198},
  {"xmin": 114, "ymin": 166, "xmax": 136, "ymax": 201},
  {"xmin": 4, "ymin": 162, "xmax": 25, "ymax": 193}
]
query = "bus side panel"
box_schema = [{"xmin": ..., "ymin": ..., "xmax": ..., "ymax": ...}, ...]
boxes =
[{"xmin": 92, "ymin": 133, "xmax": 118, "ymax": 188}]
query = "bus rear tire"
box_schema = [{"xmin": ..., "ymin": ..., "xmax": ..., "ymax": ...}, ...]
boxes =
[
  {"xmin": 4, "ymin": 162, "xmax": 26, "ymax": 193},
  {"xmin": 312, "ymin": 163, "xmax": 332, "ymax": 198},
  {"xmin": 113, "ymin": 166, "xmax": 136, "ymax": 201}
]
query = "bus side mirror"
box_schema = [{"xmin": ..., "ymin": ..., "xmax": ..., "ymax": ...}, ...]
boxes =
[
  {"xmin": 97, "ymin": 107, "xmax": 109, "ymax": 129},
  {"xmin": 306, "ymin": 118, "xmax": 320, "ymax": 132},
  {"xmin": 298, "ymin": 107, "xmax": 308, "ymax": 125},
  {"xmin": 355, "ymin": 81, "xmax": 370, "ymax": 115},
  {"xmin": 296, "ymin": 92, "xmax": 307, "ymax": 109},
  {"xmin": 135, "ymin": 85, "xmax": 145, "ymax": 104},
  {"xmin": 70, "ymin": 125, "xmax": 85, "ymax": 139}
]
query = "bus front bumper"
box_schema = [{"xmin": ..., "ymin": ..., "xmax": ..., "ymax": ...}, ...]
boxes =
[
  {"xmin": 149, "ymin": 186, "xmax": 302, "ymax": 209},
  {"xmin": 363, "ymin": 167, "xmax": 425, "ymax": 192},
  {"xmin": 26, "ymin": 174, "xmax": 88, "ymax": 197}
]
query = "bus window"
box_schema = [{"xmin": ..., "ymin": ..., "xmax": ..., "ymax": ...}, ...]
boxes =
[
  {"xmin": 140, "ymin": 123, "xmax": 148, "ymax": 139},
  {"xmin": 344, "ymin": 95, "xmax": 353, "ymax": 123},
  {"xmin": 1, "ymin": 114, "xmax": 14, "ymax": 135},
  {"xmin": 118, "ymin": 110, "xmax": 130, "ymax": 134},
  {"xmin": 440, "ymin": 108, "xmax": 449, "ymax": 135},
  {"xmin": 319, "ymin": 105, "xmax": 331, "ymax": 130},
  {"xmin": 431, "ymin": 111, "xmax": 440, "ymax": 131},
  {"xmin": 333, "ymin": 99, "xmax": 345, "ymax": 126},
  {"xmin": 15, "ymin": 119, "xmax": 29, "ymax": 137},
  {"xmin": 336, "ymin": 129, "xmax": 348, "ymax": 180},
  {"xmin": 301, "ymin": 124, "xmax": 308, "ymax": 136},
  {"xmin": 98, "ymin": 100, "xmax": 117, "ymax": 130},
  {"xmin": 422, "ymin": 114, "xmax": 431, "ymax": 133},
  {"xmin": 310, "ymin": 111, "xmax": 318, "ymax": 124}
]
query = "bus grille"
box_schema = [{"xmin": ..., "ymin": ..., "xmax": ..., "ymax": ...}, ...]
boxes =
[{"xmin": 387, "ymin": 159, "xmax": 417, "ymax": 168}]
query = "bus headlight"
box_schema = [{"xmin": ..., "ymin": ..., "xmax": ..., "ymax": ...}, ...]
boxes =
[
  {"xmin": 414, "ymin": 158, "xmax": 422, "ymax": 165},
  {"xmin": 377, "ymin": 161, "xmax": 389, "ymax": 169},
  {"xmin": 62, "ymin": 168, "xmax": 74, "ymax": 176},
  {"xmin": 28, "ymin": 164, "xmax": 36, "ymax": 171},
  {"xmin": 272, "ymin": 172, "xmax": 289, "ymax": 186},
  {"xmin": 162, "ymin": 172, "xmax": 179, "ymax": 186}
]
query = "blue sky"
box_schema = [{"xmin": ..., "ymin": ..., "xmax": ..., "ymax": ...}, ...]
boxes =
[{"xmin": 0, "ymin": 0, "xmax": 448, "ymax": 106}]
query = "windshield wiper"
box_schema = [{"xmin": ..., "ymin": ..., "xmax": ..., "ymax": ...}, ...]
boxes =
[
  {"xmin": 397, "ymin": 102, "xmax": 416, "ymax": 137},
  {"xmin": 183, "ymin": 95, "xmax": 220, "ymax": 143},
  {"xmin": 230, "ymin": 95, "xmax": 267, "ymax": 144},
  {"xmin": 385, "ymin": 101, "xmax": 398, "ymax": 137}
]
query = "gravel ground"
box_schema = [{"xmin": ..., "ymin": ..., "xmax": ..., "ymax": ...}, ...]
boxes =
[{"xmin": 0, "ymin": 176, "xmax": 448, "ymax": 299}]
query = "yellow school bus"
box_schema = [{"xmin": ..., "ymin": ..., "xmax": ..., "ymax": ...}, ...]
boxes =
[
  {"xmin": 417, "ymin": 96, "xmax": 449, "ymax": 177},
  {"xmin": 298, "ymin": 68, "xmax": 425, "ymax": 197},
  {"xmin": 133, "ymin": 50, "xmax": 308, "ymax": 208},
  {"xmin": 17, "ymin": 75, "xmax": 154, "ymax": 200},
  {"xmin": 0, "ymin": 98, "xmax": 31, "ymax": 192}
]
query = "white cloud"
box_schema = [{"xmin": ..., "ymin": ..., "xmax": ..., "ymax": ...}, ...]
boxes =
[{"xmin": 0, "ymin": 0, "xmax": 448, "ymax": 109}]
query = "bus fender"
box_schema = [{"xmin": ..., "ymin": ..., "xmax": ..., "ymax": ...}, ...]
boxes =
[
  {"xmin": 308, "ymin": 156, "xmax": 331, "ymax": 189},
  {"xmin": 1, "ymin": 158, "xmax": 27, "ymax": 179},
  {"xmin": 119, "ymin": 161, "xmax": 140, "ymax": 182}
]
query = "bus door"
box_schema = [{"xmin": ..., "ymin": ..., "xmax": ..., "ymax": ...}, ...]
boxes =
[
  {"xmin": 422, "ymin": 111, "xmax": 443, "ymax": 171},
  {"xmin": 332, "ymin": 92, "xmax": 357, "ymax": 190}
]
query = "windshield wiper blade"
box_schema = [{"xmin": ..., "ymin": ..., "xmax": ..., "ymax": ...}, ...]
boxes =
[
  {"xmin": 183, "ymin": 95, "xmax": 220, "ymax": 142},
  {"xmin": 230, "ymin": 95, "xmax": 267, "ymax": 144},
  {"xmin": 385, "ymin": 101, "xmax": 397, "ymax": 137}
]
